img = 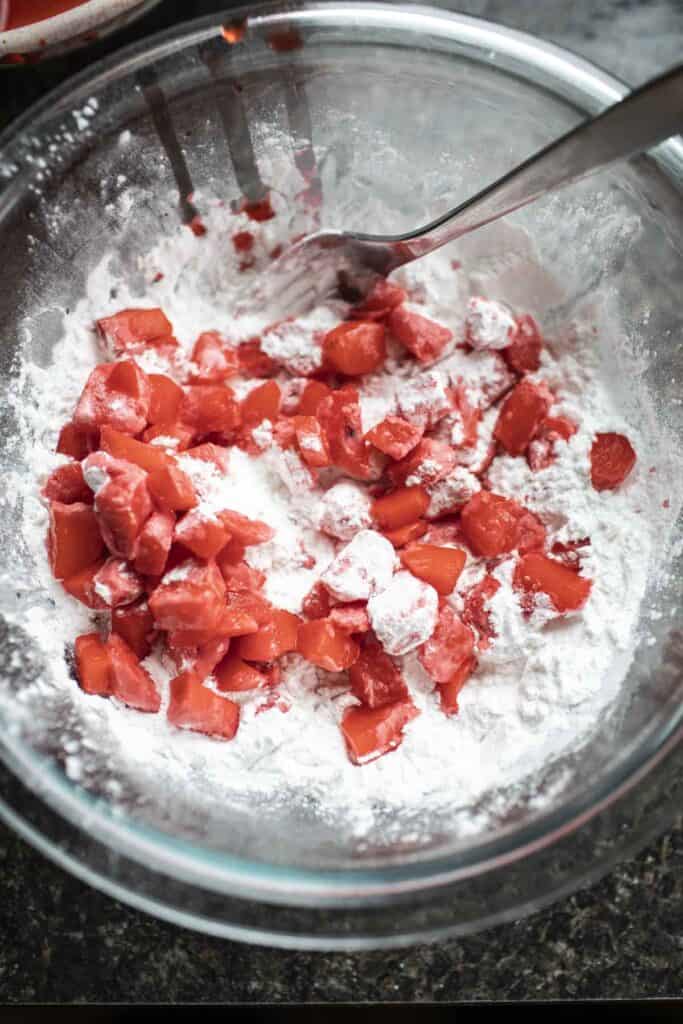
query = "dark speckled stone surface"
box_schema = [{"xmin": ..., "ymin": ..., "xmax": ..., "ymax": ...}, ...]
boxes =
[{"xmin": 1, "ymin": 0, "xmax": 682, "ymax": 1003}]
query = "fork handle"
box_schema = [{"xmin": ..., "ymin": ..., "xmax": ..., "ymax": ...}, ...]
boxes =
[{"xmin": 369, "ymin": 62, "xmax": 683, "ymax": 258}]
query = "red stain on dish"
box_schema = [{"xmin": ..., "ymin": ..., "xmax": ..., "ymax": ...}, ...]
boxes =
[
  {"xmin": 234, "ymin": 194, "xmax": 276, "ymax": 223},
  {"xmin": 220, "ymin": 20, "xmax": 246, "ymax": 45},
  {"xmin": 188, "ymin": 215, "xmax": 207, "ymax": 237},
  {"xmin": 267, "ymin": 27, "xmax": 304, "ymax": 52},
  {"xmin": 232, "ymin": 231, "xmax": 254, "ymax": 254}
]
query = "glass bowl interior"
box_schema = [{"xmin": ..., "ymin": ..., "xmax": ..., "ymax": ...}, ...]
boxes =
[{"xmin": 0, "ymin": 3, "xmax": 682, "ymax": 937}]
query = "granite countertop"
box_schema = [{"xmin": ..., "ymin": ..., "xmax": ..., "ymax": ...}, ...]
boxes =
[{"xmin": 1, "ymin": 0, "xmax": 682, "ymax": 1003}]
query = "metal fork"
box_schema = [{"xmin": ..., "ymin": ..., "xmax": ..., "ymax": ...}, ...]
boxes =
[{"xmin": 263, "ymin": 62, "xmax": 683, "ymax": 316}]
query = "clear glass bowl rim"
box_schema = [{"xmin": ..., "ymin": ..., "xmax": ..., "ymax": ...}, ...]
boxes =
[{"xmin": 0, "ymin": 0, "xmax": 681, "ymax": 921}]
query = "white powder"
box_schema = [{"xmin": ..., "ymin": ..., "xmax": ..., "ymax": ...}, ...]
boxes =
[
  {"xmin": 320, "ymin": 529, "xmax": 396, "ymax": 602},
  {"xmin": 367, "ymin": 572, "xmax": 439, "ymax": 655},
  {"xmin": 465, "ymin": 295, "xmax": 517, "ymax": 350},
  {"xmin": 7, "ymin": 195, "xmax": 682, "ymax": 846}
]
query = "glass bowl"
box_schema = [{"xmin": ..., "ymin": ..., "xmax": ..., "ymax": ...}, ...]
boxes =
[{"xmin": 0, "ymin": 2, "xmax": 681, "ymax": 949}]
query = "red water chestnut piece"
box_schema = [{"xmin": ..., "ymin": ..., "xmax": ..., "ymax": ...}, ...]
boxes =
[
  {"xmin": 106, "ymin": 634, "xmax": 161, "ymax": 712},
  {"xmin": 188, "ymin": 332, "xmax": 239, "ymax": 383},
  {"xmin": 47, "ymin": 501, "xmax": 105, "ymax": 580},
  {"xmin": 111, "ymin": 600, "xmax": 156, "ymax": 659},
  {"xmin": 514, "ymin": 552, "xmax": 592, "ymax": 613},
  {"xmin": 322, "ymin": 321, "xmax": 386, "ymax": 376},
  {"xmin": 42, "ymin": 462, "xmax": 92, "ymax": 505},
  {"xmin": 168, "ymin": 674, "xmax": 239, "ymax": 739},
  {"xmin": 74, "ymin": 634, "xmax": 111, "ymax": 696},
  {"xmin": 419, "ymin": 603, "xmax": 476, "ymax": 689},
  {"xmin": 387, "ymin": 306, "xmax": 453, "ymax": 363},
  {"xmin": 297, "ymin": 618, "xmax": 360, "ymax": 671},
  {"xmin": 148, "ymin": 373, "xmax": 184, "ymax": 425},
  {"xmin": 349, "ymin": 639, "xmax": 408, "ymax": 708},
  {"xmin": 590, "ymin": 432, "xmax": 636, "ymax": 491},
  {"xmin": 494, "ymin": 379, "xmax": 552, "ymax": 456},
  {"xmin": 503, "ymin": 313, "xmax": 543, "ymax": 374},
  {"xmin": 96, "ymin": 308, "xmax": 172, "ymax": 357},
  {"xmin": 341, "ymin": 699, "xmax": 419, "ymax": 765},
  {"xmin": 317, "ymin": 386, "xmax": 376, "ymax": 480},
  {"xmin": 365, "ymin": 416, "xmax": 423, "ymax": 460},
  {"xmin": 371, "ymin": 486, "xmax": 429, "ymax": 530},
  {"xmin": 400, "ymin": 543, "xmax": 466, "ymax": 595}
]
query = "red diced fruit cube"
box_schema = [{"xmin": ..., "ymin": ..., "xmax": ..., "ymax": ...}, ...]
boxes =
[
  {"xmin": 462, "ymin": 574, "xmax": 501, "ymax": 650},
  {"xmin": 437, "ymin": 657, "xmax": 477, "ymax": 716},
  {"xmin": 341, "ymin": 699, "xmax": 419, "ymax": 765},
  {"xmin": 142, "ymin": 422, "xmax": 195, "ymax": 451},
  {"xmin": 218, "ymin": 510, "xmax": 273, "ymax": 546},
  {"xmin": 328, "ymin": 602, "xmax": 371, "ymax": 634},
  {"xmin": 371, "ymin": 485, "xmax": 429, "ymax": 530},
  {"xmin": 388, "ymin": 306, "xmax": 453, "ymax": 363},
  {"xmin": 42, "ymin": 462, "xmax": 92, "ymax": 504},
  {"xmin": 494, "ymin": 379, "xmax": 552, "ymax": 456},
  {"xmin": 241, "ymin": 380, "xmax": 281, "ymax": 426},
  {"xmin": 218, "ymin": 559, "xmax": 266, "ymax": 593},
  {"xmin": 96, "ymin": 308, "xmax": 172, "ymax": 357},
  {"xmin": 133, "ymin": 510, "xmax": 175, "ymax": 576},
  {"xmin": 74, "ymin": 633, "xmax": 111, "ymax": 696},
  {"xmin": 149, "ymin": 559, "xmax": 226, "ymax": 633},
  {"xmin": 214, "ymin": 652, "xmax": 269, "ymax": 692},
  {"xmin": 590, "ymin": 432, "xmax": 636, "ymax": 491},
  {"xmin": 419, "ymin": 604, "xmax": 476, "ymax": 686},
  {"xmin": 297, "ymin": 379, "xmax": 332, "ymax": 416},
  {"xmin": 460, "ymin": 491, "xmax": 520, "ymax": 557},
  {"xmin": 182, "ymin": 636, "xmax": 232, "ymax": 685},
  {"xmin": 365, "ymin": 416, "xmax": 423, "ymax": 460},
  {"xmin": 302, "ymin": 581, "xmax": 332, "ymax": 620},
  {"xmin": 62, "ymin": 560, "xmax": 108, "ymax": 609},
  {"xmin": 515, "ymin": 509, "xmax": 546, "ymax": 554},
  {"xmin": 349, "ymin": 639, "xmax": 408, "ymax": 708},
  {"xmin": 188, "ymin": 331, "xmax": 239, "ymax": 383},
  {"xmin": 322, "ymin": 321, "xmax": 386, "ymax": 375},
  {"xmin": 527, "ymin": 415, "xmax": 577, "ymax": 471},
  {"xmin": 111, "ymin": 601, "xmax": 155, "ymax": 659},
  {"xmin": 147, "ymin": 461, "xmax": 197, "ymax": 512},
  {"xmin": 317, "ymin": 387, "xmax": 376, "ymax": 480},
  {"xmin": 350, "ymin": 279, "xmax": 407, "ymax": 321},
  {"xmin": 83, "ymin": 453, "xmax": 153, "ymax": 558},
  {"xmin": 400, "ymin": 543, "xmax": 466, "ymax": 595},
  {"xmin": 215, "ymin": 536, "xmax": 246, "ymax": 571},
  {"xmin": 235, "ymin": 609, "xmax": 300, "ymax": 661},
  {"xmin": 180, "ymin": 385, "xmax": 241, "ymax": 435},
  {"xmin": 297, "ymin": 618, "xmax": 360, "ymax": 671},
  {"xmin": 47, "ymin": 501, "xmax": 105, "ymax": 580},
  {"xmin": 382, "ymin": 519, "xmax": 428, "ymax": 548},
  {"xmin": 100, "ymin": 425, "xmax": 170, "ymax": 475},
  {"xmin": 73, "ymin": 361, "xmax": 151, "ymax": 436},
  {"xmin": 57, "ymin": 421, "xmax": 96, "ymax": 461},
  {"xmin": 514, "ymin": 552, "xmax": 592, "ymax": 613},
  {"xmin": 168, "ymin": 674, "xmax": 239, "ymax": 740},
  {"xmin": 238, "ymin": 338, "xmax": 279, "ymax": 378},
  {"xmin": 184, "ymin": 443, "xmax": 231, "ymax": 473},
  {"xmin": 292, "ymin": 415, "xmax": 331, "ymax": 467},
  {"xmin": 106, "ymin": 634, "xmax": 161, "ymax": 712},
  {"xmin": 148, "ymin": 373, "xmax": 183, "ymax": 425},
  {"xmin": 388, "ymin": 437, "xmax": 456, "ymax": 488},
  {"xmin": 503, "ymin": 313, "xmax": 543, "ymax": 374},
  {"xmin": 92, "ymin": 557, "xmax": 144, "ymax": 607},
  {"xmin": 449, "ymin": 384, "xmax": 481, "ymax": 448},
  {"xmin": 175, "ymin": 512, "xmax": 229, "ymax": 560}
]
